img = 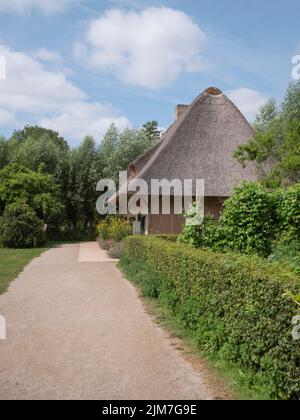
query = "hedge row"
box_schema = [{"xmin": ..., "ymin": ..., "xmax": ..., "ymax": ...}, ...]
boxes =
[{"xmin": 120, "ymin": 236, "xmax": 300, "ymax": 400}]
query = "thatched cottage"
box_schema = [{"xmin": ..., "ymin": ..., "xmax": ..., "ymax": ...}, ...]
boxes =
[{"xmin": 120, "ymin": 87, "xmax": 257, "ymax": 234}]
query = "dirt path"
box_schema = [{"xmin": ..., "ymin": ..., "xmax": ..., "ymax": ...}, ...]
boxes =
[{"xmin": 0, "ymin": 242, "xmax": 227, "ymax": 400}]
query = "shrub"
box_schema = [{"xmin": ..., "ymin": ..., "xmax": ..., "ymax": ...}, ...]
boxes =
[
  {"xmin": 0, "ymin": 202, "xmax": 46, "ymax": 248},
  {"xmin": 178, "ymin": 183, "xmax": 276, "ymax": 256},
  {"xmin": 109, "ymin": 217, "xmax": 132, "ymax": 242},
  {"xmin": 97, "ymin": 218, "xmax": 111, "ymax": 241},
  {"xmin": 98, "ymin": 237, "xmax": 113, "ymax": 251},
  {"xmin": 96, "ymin": 217, "xmax": 132, "ymax": 243},
  {"xmin": 217, "ymin": 182, "xmax": 276, "ymax": 256},
  {"xmin": 178, "ymin": 213, "xmax": 221, "ymax": 249},
  {"xmin": 0, "ymin": 163, "xmax": 64, "ymax": 223},
  {"xmin": 120, "ymin": 236, "xmax": 300, "ymax": 400},
  {"xmin": 107, "ymin": 241, "xmax": 126, "ymax": 259},
  {"xmin": 269, "ymin": 240, "xmax": 300, "ymax": 272},
  {"xmin": 273, "ymin": 184, "xmax": 300, "ymax": 242}
]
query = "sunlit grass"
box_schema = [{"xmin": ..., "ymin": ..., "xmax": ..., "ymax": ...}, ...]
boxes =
[{"xmin": 0, "ymin": 247, "xmax": 48, "ymax": 295}]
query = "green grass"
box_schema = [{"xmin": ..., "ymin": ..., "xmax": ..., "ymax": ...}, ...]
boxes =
[{"xmin": 0, "ymin": 247, "xmax": 48, "ymax": 295}]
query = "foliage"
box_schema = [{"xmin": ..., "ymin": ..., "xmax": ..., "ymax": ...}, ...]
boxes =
[
  {"xmin": 9, "ymin": 126, "xmax": 69, "ymax": 151},
  {"xmin": 97, "ymin": 217, "xmax": 132, "ymax": 243},
  {"xmin": 68, "ymin": 136, "xmax": 99, "ymax": 230},
  {"xmin": 0, "ymin": 202, "xmax": 46, "ymax": 248},
  {"xmin": 107, "ymin": 241, "xmax": 126, "ymax": 259},
  {"xmin": 269, "ymin": 240, "xmax": 300, "ymax": 273},
  {"xmin": 178, "ymin": 206, "xmax": 219, "ymax": 248},
  {"xmin": 120, "ymin": 236, "xmax": 300, "ymax": 400},
  {"xmin": 142, "ymin": 121, "xmax": 161, "ymax": 143},
  {"xmin": 8, "ymin": 126, "xmax": 70, "ymax": 195},
  {"xmin": 0, "ymin": 121, "xmax": 158, "ymax": 240},
  {"xmin": 272, "ymin": 184, "xmax": 300, "ymax": 242},
  {"xmin": 109, "ymin": 217, "xmax": 132, "ymax": 242},
  {"xmin": 99, "ymin": 124, "xmax": 157, "ymax": 185},
  {"xmin": 97, "ymin": 218, "xmax": 111, "ymax": 241},
  {"xmin": 284, "ymin": 291, "xmax": 300, "ymax": 311},
  {"xmin": 234, "ymin": 81, "xmax": 300, "ymax": 187},
  {"xmin": 217, "ymin": 183, "xmax": 276, "ymax": 256},
  {"xmin": 179, "ymin": 183, "xmax": 276, "ymax": 257},
  {"xmin": 0, "ymin": 136, "xmax": 9, "ymax": 170},
  {"xmin": 0, "ymin": 164, "xmax": 64, "ymax": 224}
]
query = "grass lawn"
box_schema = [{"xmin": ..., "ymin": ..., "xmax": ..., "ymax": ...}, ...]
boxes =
[{"xmin": 0, "ymin": 247, "xmax": 48, "ymax": 295}]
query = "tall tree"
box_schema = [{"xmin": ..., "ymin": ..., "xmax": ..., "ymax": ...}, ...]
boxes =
[
  {"xmin": 0, "ymin": 136, "xmax": 8, "ymax": 170},
  {"xmin": 142, "ymin": 120, "xmax": 161, "ymax": 143},
  {"xmin": 234, "ymin": 81, "xmax": 300, "ymax": 187},
  {"xmin": 98, "ymin": 123, "xmax": 158, "ymax": 185},
  {"xmin": 7, "ymin": 126, "xmax": 70, "ymax": 186},
  {"xmin": 70, "ymin": 136, "xmax": 99, "ymax": 230}
]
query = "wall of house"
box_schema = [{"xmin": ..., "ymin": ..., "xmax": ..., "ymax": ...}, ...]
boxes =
[
  {"xmin": 205, "ymin": 197, "xmax": 226, "ymax": 220},
  {"xmin": 148, "ymin": 213, "xmax": 185, "ymax": 235},
  {"xmin": 146, "ymin": 196, "xmax": 226, "ymax": 235}
]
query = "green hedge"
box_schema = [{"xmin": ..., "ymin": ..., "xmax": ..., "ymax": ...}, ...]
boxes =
[{"xmin": 120, "ymin": 236, "xmax": 300, "ymax": 400}]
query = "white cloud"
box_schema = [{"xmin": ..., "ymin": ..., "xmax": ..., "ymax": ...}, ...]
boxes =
[
  {"xmin": 0, "ymin": 0, "xmax": 78, "ymax": 15},
  {"xmin": 0, "ymin": 108, "xmax": 15, "ymax": 125},
  {"xmin": 0, "ymin": 45, "xmax": 130, "ymax": 143},
  {"xmin": 80, "ymin": 7, "xmax": 207, "ymax": 89},
  {"xmin": 227, "ymin": 87, "xmax": 268, "ymax": 122},
  {"xmin": 40, "ymin": 102, "xmax": 130, "ymax": 141},
  {"xmin": 35, "ymin": 48, "xmax": 62, "ymax": 62}
]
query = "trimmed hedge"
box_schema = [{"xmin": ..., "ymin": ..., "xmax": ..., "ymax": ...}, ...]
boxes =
[{"xmin": 120, "ymin": 236, "xmax": 300, "ymax": 400}]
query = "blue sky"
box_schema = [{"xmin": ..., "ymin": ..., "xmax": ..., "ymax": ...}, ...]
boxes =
[{"xmin": 0, "ymin": 0, "xmax": 299, "ymax": 146}]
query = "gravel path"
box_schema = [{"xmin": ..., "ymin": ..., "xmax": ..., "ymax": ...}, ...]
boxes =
[{"xmin": 0, "ymin": 243, "xmax": 224, "ymax": 400}]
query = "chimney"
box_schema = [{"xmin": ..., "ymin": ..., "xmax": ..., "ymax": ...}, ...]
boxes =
[{"xmin": 175, "ymin": 104, "xmax": 189, "ymax": 120}]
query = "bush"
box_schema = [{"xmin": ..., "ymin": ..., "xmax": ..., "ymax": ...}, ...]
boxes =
[
  {"xmin": 120, "ymin": 236, "xmax": 300, "ymax": 400},
  {"xmin": 178, "ymin": 183, "xmax": 276, "ymax": 257},
  {"xmin": 107, "ymin": 241, "xmax": 126, "ymax": 259},
  {"xmin": 96, "ymin": 217, "xmax": 132, "ymax": 243},
  {"xmin": 97, "ymin": 218, "xmax": 111, "ymax": 241},
  {"xmin": 273, "ymin": 184, "xmax": 300, "ymax": 243},
  {"xmin": 269, "ymin": 240, "xmax": 300, "ymax": 272},
  {"xmin": 98, "ymin": 237, "xmax": 113, "ymax": 251},
  {"xmin": 0, "ymin": 202, "xmax": 46, "ymax": 248},
  {"xmin": 218, "ymin": 183, "xmax": 276, "ymax": 256},
  {"xmin": 178, "ymin": 214, "xmax": 220, "ymax": 249}
]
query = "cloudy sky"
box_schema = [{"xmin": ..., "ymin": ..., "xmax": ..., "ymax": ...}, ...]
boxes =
[{"xmin": 0, "ymin": 0, "xmax": 298, "ymax": 145}]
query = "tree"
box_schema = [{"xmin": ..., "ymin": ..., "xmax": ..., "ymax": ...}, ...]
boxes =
[
  {"xmin": 69, "ymin": 136, "xmax": 99, "ymax": 230},
  {"xmin": 0, "ymin": 164, "xmax": 64, "ymax": 224},
  {"xmin": 234, "ymin": 81, "xmax": 300, "ymax": 188},
  {"xmin": 142, "ymin": 121, "xmax": 161, "ymax": 143},
  {"xmin": 9, "ymin": 125, "xmax": 69, "ymax": 153},
  {"xmin": 0, "ymin": 202, "xmax": 46, "ymax": 248},
  {"xmin": 7, "ymin": 126, "xmax": 70, "ymax": 190},
  {"xmin": 98, "ymin": 123, "xmax": 158, "ymax": 184},
  {"xmin": 98, "ymin": 124, "xmax": 119, "ymax": 181},
  {"xmin": 0, "ymin": 136, "xmax": 8, "ymax": 170}
]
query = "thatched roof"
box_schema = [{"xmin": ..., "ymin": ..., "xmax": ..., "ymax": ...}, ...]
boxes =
[{"xmin": 128, "ymin": 87, "xmax": 257, "ymax": 197}]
